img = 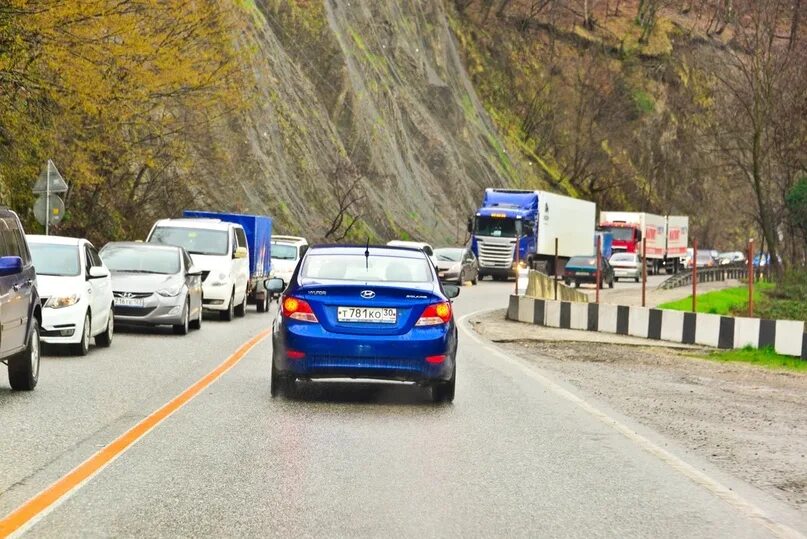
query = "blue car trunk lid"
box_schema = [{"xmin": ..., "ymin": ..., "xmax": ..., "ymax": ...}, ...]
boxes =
[{"xmin": 294, "ymin": 282, "xmax": 440, "ymax": 336}]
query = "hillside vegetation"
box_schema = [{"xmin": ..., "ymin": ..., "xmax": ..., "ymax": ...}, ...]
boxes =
[{"xmin": 1, "ymin": 0, "xmax": 805, "ymax": 265}]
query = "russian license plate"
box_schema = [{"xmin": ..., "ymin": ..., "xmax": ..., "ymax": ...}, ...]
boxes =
[
  {"xmin": 575, "ymin": 271, "xmax": 590, "ymax": 276},
  {"xmin": 115, "ymin": 297, "xmax": 145, "ymax": 308},
  {"xmin": 337, "ymin": 307, "xmax": 397, "ymax": 324}
]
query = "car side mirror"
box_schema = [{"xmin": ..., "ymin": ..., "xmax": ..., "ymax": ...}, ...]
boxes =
[
  {"xmin": 87, "ymin": 266, "xmax": 110, "ymax": 279},
  {"xmin": 265, "ymin": 278, "xmax": 285, "ymax": 293},
  {"xmin": 234, "ymin": 246, "xmax": 248, "ymax": 259},
  {"xmin": 466, "ymin": 218, "xmax": 473, "ymax": 234},
  {"xmin": 0, "ymin": 256, "xmax": 23, "ymax": 276},
  {"xmin": 443, "ymin": 284, "xmax": 461, "ymax": 299}
]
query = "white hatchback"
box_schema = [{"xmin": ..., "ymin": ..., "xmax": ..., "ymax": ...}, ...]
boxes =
[{"xmin": 28, "ymin": 235, "xmax": 114, "ymax": 355}]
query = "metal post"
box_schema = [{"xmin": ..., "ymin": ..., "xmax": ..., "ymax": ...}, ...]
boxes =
[
  {"xmin": 642, "ymin": 237, "xmax": 647, "ymax": 307},
  {"xmin": 748, "ymin": 238, "xmax": 754, "ymax": 317},
  {"xmin": 45, "ymin": 161, "xmax": 50, "ymax": 236},
  {"xmin": 692, "ymin": 238, "xmax": 698, "ymax": 312},
  {"xmin": 595, "ymin": 235, "xmax": 601, "ymax": 304},
  {"xmin": 514, "ymin": 218, "xmax": 521, "ymax": 296},
  {"xmin": 554, "ymin": 237, "xmax": 559, "ymax": 300}
]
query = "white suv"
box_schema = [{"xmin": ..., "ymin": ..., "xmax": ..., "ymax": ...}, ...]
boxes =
[
  {"xmin": 270, "ymin": 236, "xmax": 308, "ymax": 286},
  {"xmin": 147, "ymin": 219, "xmax": 249, "ymax": 321},
  {"xmin": 28, "ymin": 235, "xmax": 114, "ymax": 355}
]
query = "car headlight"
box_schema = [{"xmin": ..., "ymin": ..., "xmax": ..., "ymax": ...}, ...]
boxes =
[
  {"xmin": 157, "ymin": 285, "xmax": 184, "ymax": 297},
  {"xmin": 45, "ymin": 294, "xmax": 80, "ymax": 309}
]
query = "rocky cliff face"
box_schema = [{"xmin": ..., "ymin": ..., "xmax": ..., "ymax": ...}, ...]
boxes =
[{"xmin": 197, "ymin": 0, "xmax": 531, "ymax": 245}]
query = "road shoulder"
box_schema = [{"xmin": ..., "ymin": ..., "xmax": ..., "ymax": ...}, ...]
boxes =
[{"xmin": 471, "ymin": 309, "xmax": 807, "ymax": 518}]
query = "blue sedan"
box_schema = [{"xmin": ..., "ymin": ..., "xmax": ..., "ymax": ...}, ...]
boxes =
[{"xmin": 267, "ymin": 245, "xmax": 460, "ymax": 403}]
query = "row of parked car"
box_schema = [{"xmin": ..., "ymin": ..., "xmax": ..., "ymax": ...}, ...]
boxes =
[{"xmin": 0, "ymin": 207, "xmax": 309, "ymax": 391}]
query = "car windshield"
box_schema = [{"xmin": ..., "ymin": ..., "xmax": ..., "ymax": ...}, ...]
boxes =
[
  {"xmin": 149, "ymin": 226, "xmax": 228, "ymax": 256},
  {"xmin": 475, "ymin": 216, "xmax": 518, "ymax": 238},
  {"xmin": 301, "ymin": 253, "xmax": 432, "ymax": 282},
  {"xmin": 434, "ymin": 248, "xmax": 463, "ymax": 262},
  {"xmin": 272, "ymin": 243, "xmax": 297, "ymax": 260},
  {"xmin": 29, "ymin": 243, "xmax": 81, "ymax": 276},
  {"xmin": 610, "ymin": 254, "xmax": 636, "ymax": 263},
  {"xmin": 696, "ymin": 253, "xmax": 713, "ymax": 261},
  {"xmin": 603, "ymin": 227, "xmax": 634, "ymax": 241},
  {"xmin": 568, "ymin": 256, "xmax": 596, "ymax": 267},
  {"xmin": 101, "ymin": 246, "xmax": 180, "ymax": 274}
]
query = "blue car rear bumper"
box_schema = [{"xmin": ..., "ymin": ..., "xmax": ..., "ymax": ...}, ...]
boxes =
[{"xmin": 274, "ymin": 321, "xmax": 456, "ymax": 382}]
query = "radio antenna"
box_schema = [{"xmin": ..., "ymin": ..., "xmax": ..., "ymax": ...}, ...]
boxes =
[{"xmin": 364, "ymin": 238, "xmax": 370, "ymax": 270}]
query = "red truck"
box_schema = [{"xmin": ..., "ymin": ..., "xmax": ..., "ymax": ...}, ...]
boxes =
[{"xmin": 598, "ymin": 212, "xmax": 689, "ymax": 274}]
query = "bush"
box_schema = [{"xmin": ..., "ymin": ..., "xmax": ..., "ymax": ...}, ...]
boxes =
[{"xmin": 757, "ymin": 270, "xmax": 807, "ymax": 322}]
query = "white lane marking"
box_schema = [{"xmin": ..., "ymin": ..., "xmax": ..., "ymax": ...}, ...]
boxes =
[{"xmin": 458, "ymin": 312, "xmax": 805, "ymax": 539}]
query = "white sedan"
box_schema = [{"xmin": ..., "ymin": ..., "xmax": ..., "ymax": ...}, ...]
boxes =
[{"xmin": 28, "ymin": 235, "xmax": 114, "ymax": 355}]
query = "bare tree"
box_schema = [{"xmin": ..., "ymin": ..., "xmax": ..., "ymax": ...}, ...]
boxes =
[{"xmin": 323, "ymin": 161, "xmax": 367, "ymax": 242}]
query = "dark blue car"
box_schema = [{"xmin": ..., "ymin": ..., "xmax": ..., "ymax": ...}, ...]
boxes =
[{"xmin": 268, "ymin": 245, "xmax": 460, "ymax": 403}]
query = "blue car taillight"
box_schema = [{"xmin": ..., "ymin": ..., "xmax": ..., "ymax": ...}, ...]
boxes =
[
  {"xmin": 282, "ymin": 297, "xmax": 319, "ymax": 323},
  {"xmin": 416, "ymin": 302, "xmax": 452, "ymax": 327}
]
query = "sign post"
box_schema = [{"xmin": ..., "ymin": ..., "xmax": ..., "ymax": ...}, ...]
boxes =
[
  {"xmin": 642, "ymin": 238, "xmax": 647, "ymax": 307},
  {"xmin": 692, "ymin": 238, "xmax": 698, "ymax": 313},
  {"xmin": 595, "ymin": 235, "xmax": 602, "ymax": 304},
  {"xmin": 33, "ymin": 160, "xmax": 68, "ymax": 235},
  {"xmin": 554, "ymin": 237, "xmax": 559, "ymax": 300},
  {"xmin": 514, "ymin": 217, "xmax": 523, "ymax": 296},
  {"xmin": 747, "ymin": 239, "xmax": 754, "ymax": 317}
]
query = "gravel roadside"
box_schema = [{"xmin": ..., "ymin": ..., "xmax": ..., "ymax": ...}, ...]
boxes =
[{"xmin": 472, "ymin": 309, "xmax": 807, "ymax": 515}]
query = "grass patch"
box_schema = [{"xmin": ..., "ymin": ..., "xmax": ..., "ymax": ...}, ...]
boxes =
[
  {"xmin": 658, "ymin": 284, "xmax": 773, "ymax": 315},
  {"xmin": 757, "ymin": 271, "xmax": 807, "ymax": 323},
  {"xmin": 632, "ymin": 89, "xmax": 656, "ymax": 114},
  {"xmin": 696, "ymin": 346, "xmax": 807, "ymax": 372}
]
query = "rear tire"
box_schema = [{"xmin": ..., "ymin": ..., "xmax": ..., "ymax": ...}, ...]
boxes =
[
  {"xmin": 256, "ymin": 293, "xmax": 267, "ymax": 313},
  {"xmin": 271, "ymin": 359, "xmax": 294, "ymax": 398},
  {"xmin": 72, "ymin": 313, "xmax": 91, "ymax": 356},
  {"xmin": 432, "ymin": 367, "xmax": 456, "ymax": 404},
  {"xmin": 220, "ymin": 291, "xmax": 235, "ymax": 321},
  {"xmin": 173, "ymin": 302, "xmax": 190, "ymax": 335},
  {"xmin": 634, "ymin": 276, "xmax": 640, "ymax": 283},
  {"xmin": 234, "ymin": 292, "xmax": 246, "ymax": 318},
  {"xmin": 608, "ymin": 277, "xmax": 614, "ymax": 288},
  {"xmin": 471, "ymin": 273, "xmax": 478, "ymax": 285},
  {"xmin": 574, "ymin": 281, "xmax": 580, "ymax": 288},
  {"xmin": 9, "ymin": 319, "xmax": 40, "ymax": 391},
  {"xmin": 95, "ymin": 309, "xmax": 114, "ymax": 347}
]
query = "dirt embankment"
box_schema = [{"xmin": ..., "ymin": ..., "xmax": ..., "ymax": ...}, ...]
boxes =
[{"xmin": 473, "ymin": 310, "xmax": 807, "ymax": 514}]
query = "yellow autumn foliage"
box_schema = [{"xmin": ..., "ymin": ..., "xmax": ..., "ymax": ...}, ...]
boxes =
[{"xmin": 0, "ymin": 0, "xmax": 251, "ymax": 242}]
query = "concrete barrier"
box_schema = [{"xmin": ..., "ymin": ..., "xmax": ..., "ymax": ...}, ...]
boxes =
[
  {"xmin": 506, "ymin": 295, "xmax": 807, "ymax": 359},
  {"xmin": 525, "ymin": 270, "xmax": 588, "ymax": 303}
]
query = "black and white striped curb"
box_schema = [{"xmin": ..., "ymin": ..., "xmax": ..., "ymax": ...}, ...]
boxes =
[{"xmin": 507, "ymin": 295, "xmax": 807, "ymax": 359}]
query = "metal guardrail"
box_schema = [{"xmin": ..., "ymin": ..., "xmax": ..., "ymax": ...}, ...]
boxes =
[{"xmin": 658, "ymin": 262, "xmax": 757, "ymax": 289}]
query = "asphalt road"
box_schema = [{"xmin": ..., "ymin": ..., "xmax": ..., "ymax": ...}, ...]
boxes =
[{"xmin": 0, "ymin": 281, "xmax": 804, "ymax": 537}]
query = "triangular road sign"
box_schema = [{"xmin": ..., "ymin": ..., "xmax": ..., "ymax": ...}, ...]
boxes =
[{"xmin": 33, "ymin": 160, "xmax": 68, "ymax": 194}]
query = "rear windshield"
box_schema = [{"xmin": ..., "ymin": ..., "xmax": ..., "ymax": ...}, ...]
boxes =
[
  {"xmin": 568, "ymin": 256, "xmax": 596, "ymax": 267},
  {"xmin": 610, "ymin": 253, "xmax": 637, "ymax": 263},
  {"xmin": 272, "ymin": 243, "xmax": 297, "ymax": 260},
  {"xmin": 30, "ymin": 243, "xmax": 81, "ymax": 276},
  {"xmin": 149, "ymin": 226, "xmax": 228, "ymax": 256},
  {"xmin": 301, "ymin": 253, "xmax": 432, "ymax": 283},
  {"xmin": 101, "ymin": 246, "xmax": 180, "ymax": 274}
]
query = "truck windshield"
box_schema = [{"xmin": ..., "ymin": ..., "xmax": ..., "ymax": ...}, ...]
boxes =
[
  {"xmin": 150, "ymin": 226, "xmax": 229, "ymax": 256},
  {"xmin": 603, "ymin": 227, "xmax": 634, "ymax": 242},
  {"xmin": 475, "ymin": 216, "xmax": 518, "ymax": 238}
]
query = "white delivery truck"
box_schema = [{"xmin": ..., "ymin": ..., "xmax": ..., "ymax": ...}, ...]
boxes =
[{"xmin": 664, "ymin": 215, "xmax": 689, "ymax": 273}]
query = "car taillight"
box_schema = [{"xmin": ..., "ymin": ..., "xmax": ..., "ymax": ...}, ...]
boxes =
[
  {"xmin": 282, "ymin": 297, "xmax": 318, "ymax": 323},
  {"xmin": 416, "ymin": 302, "xmax": 452, "ymax": 326}
]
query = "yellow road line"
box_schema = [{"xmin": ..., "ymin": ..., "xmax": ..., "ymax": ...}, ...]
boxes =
[{"xmin": 0, "ymin": 328, "xmax": 270, "ymax": 538}]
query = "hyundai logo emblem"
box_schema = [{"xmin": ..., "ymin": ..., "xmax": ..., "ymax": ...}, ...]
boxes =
[{"xmin": 360, "ymin": 290, "xmax": 376, "ymax": 299}]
